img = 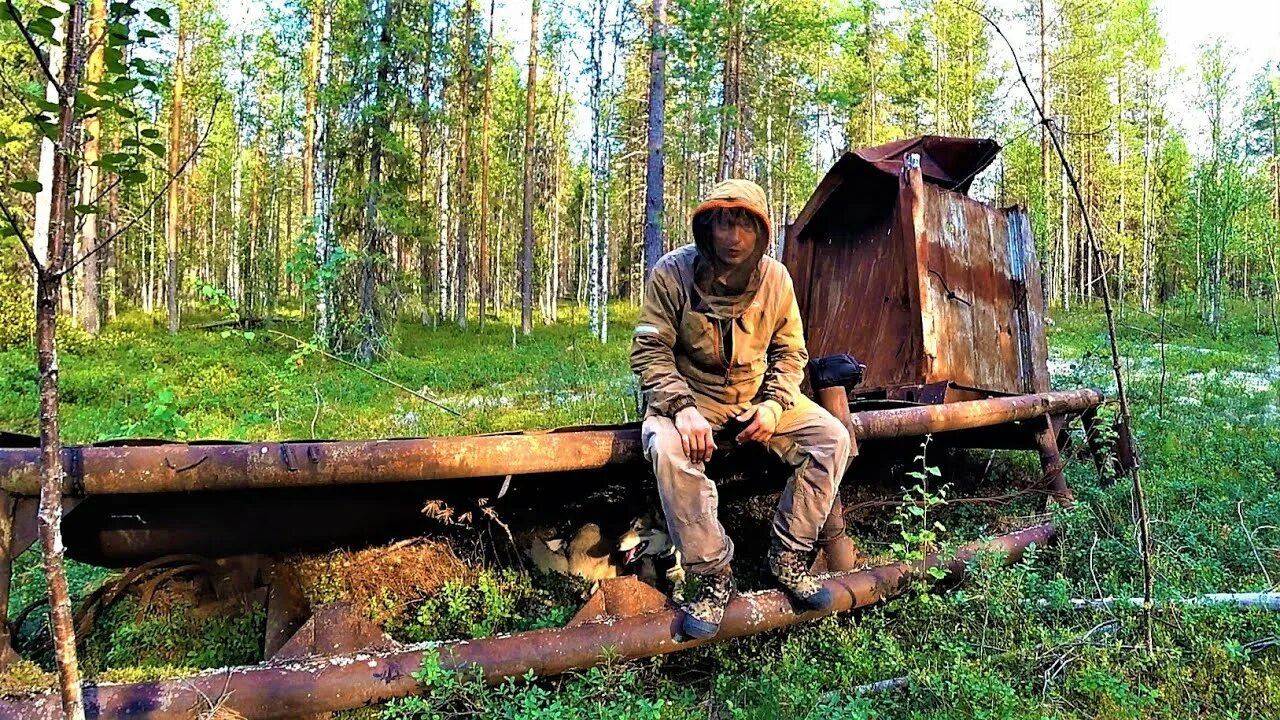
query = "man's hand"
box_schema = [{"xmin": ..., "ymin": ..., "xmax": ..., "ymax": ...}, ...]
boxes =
[
  {"xmin": 675, "ymin": 406, "xmax": 715, "ymax": 462},
  {"xmin": 735, "ymin": 402, "xmax": 781, "ymax": 444}
]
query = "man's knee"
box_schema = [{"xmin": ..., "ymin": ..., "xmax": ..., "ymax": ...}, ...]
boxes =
[
  {"xmin": 819, "ymin": 410, "xmax": 850, "ymax": 453},
  {"xmin": 792, "ymin": 407, "xmax": 851, "ymax": 461},
  {"xmin": 644, "ymin": 417, "xmax": 689, "ymax": 471}
]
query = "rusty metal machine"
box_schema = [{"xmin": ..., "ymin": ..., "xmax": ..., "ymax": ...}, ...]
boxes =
[{"xmin": 0, "ymin": 137, "xmax": 1107, "ymax": 719}]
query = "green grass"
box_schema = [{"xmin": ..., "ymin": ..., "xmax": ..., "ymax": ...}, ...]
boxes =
[
  {"xmin": 0, "ymin": 302, "xmax": 640, "ymax": 443},
  {"xmin": 3, "ymin": 297, "xmax": 1280, "ymax": 716}
]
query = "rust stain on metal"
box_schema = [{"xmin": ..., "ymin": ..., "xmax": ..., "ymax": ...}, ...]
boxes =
[{"xmin": 0, "ymin": 524, "xmax": 1055, "ymax": 720}]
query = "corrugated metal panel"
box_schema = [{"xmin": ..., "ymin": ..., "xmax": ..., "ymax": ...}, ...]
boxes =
[
  {"xmin": 916, "ymin": 183, "xmax": 1040, "ymax": 394},
  {"xmin": 784, "ymin": 136, "xmax": 1050, "ymax": 399}
]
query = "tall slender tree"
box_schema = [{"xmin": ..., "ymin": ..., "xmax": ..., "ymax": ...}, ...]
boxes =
[
  {"xmin": 357, "ymin": 0, "xmax": 395, "ymax": 361},
  {"xmin": 76, "ymin": 0, "xmax": 105, "ymax": 334},
  {"xmin": 521, "ymin": 0, "xmax": 539, "ymax": 334},
  {"xmin": 455, "ymin": 0, "xmax": 473, "ymax": 327},
  {"xmin": 642, "ymin": 0, "xmax": 666, "ymax": 279},
  {"xmin": 165, "ymin": 0, "xmax": 186, "ymax": 334},
  {"xmin": 418, "ymin": 0, "xmax": 436, "ymax": 324},
  {"xmin": 480, "ymin": 0, "xmax": 495, "ymax": 327}
]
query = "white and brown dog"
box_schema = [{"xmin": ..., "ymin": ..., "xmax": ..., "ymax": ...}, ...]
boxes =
[
  {"xmin": 522, "ymin": 509, "xmax": 683, "ymax": 594},
  {"xmin": 616, "ymin": 510, "xmax": 684, "ymax": 591}
]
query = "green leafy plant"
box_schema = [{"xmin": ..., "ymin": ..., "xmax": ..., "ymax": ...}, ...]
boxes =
[
  {"xmin": 889, "ymin": 435, "xmax": 951, "ymax": 580},
  {"xmin": 121, "ymin": 379, "xmax": 188, "ymax": 439}
]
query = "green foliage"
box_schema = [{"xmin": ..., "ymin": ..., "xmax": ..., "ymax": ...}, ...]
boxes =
[
  {"xmin": 0, "ymin": 241, "xmax": 91, "ymax": 352},
  {"xmin": 0, "ymin": 243, "xmax": 34, "ymax": 351},
  {"xmin": 79, "ymin": 595, "xmax": 264, "ymax": 677},
  {"xmin": 387, "ymin": 568, "xmax": 574, "ymax": 643},
  {"xmin": 122, "ymin": 379, "xmax": 190, "ymax": 439},
  {"xmin": 0, "ymin": 303, "xmax": 639, "ymax": 442},
  {"xmin": 382, "ymin": 653, "xmax": 697, "ymax": 720},
  {"xmin": 888, "ymin": 435, "xmax": 951, "ymax": 580},
  {"xmin": 4, "ymin": 302, "xmax": 1280, "ymax": 718}
]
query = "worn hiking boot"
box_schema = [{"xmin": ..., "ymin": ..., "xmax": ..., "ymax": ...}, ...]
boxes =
[
  {"xmin": 768, "ymin": 541, "xmax": 834, "ymax": 612},
  {"xmin": 679, "ymin": 567, "xmax": 734, "ymax": 640}
]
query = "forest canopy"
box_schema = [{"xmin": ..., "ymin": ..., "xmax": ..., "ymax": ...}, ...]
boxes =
[{"xmin": 0, "ymin": 0, "xmax": 1276, "ymax": 348}]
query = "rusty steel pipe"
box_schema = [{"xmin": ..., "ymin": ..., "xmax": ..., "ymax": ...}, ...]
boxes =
[
  {"xmin": 0, "ymin": 523, "xmax": 1055, "ymax": 719},
  {"xmin": 0, "ymin": 389, "xmax": 1102, "ymax": 497},
  {"xmin": 0, "ymin": 429, "xmax": 645, "ymax": 497},
  {"xmin": 846, "ymin": 387, "xmax": 1102, "ymax": 440}
]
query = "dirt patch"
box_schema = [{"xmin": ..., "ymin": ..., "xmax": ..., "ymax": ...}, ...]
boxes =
[{"xmin": 287, "ymin": 538, "xmax": 471, "ymax": 622}]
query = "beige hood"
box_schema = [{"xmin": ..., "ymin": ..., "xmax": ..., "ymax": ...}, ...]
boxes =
[{"xmin": 690, "ymin": 178, "xmax": 773, "ymax": 318}]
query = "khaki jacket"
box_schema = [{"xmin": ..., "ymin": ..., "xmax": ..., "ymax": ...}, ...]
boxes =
[{"xmin": 631, "ymin": 179, "xmax": 807, "ymax": 419}]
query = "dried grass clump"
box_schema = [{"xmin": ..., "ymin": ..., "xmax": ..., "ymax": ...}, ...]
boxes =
[{"xmin": 288, "ymin": 538, "xmax": 471, "ymax": 623}]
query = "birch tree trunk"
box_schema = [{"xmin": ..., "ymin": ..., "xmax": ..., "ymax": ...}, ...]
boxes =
[
  {"xmin": 587, "ymin": 0, "xmax": 604, "ymax": 338},
  {"xmin": 418, "ymin": 0, "xmax": 435, "ymax": 325},
  {"xmin": 32, "ymin": 2, "xmax": 67, "ymax": 301},
  {"xmin": 437, "ymin": 119, "xmax": 450, "ymax": 322},
  {"xmin": 312, "ymin": 2, "xmax": 334, "ymax": 347},
  {"xmin": 229, "ymin": 43, "xmax": 245, "ymax": 306},
  {"xmin": 303, "ymin": 0, "xmax": 320, "ymax": 228}
]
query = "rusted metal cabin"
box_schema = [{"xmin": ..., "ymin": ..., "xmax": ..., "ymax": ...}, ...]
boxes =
[{"xmin": 783, "ymin": 136, "xmax": 1050, "ymax": 405}]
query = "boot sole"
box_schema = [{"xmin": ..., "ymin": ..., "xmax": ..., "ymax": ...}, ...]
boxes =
[
  {"xmin": 775, "ymin": 581, "xmax": 835, "ymax": 612},
  {"xmin": 680, "ymin": 614, "xmax": 721, "ymax": 640}
]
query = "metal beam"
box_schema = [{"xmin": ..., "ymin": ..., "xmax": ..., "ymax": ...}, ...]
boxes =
[{"xmin": 0, "ymin": 390, "xmax": 1103, "ymax": 497}]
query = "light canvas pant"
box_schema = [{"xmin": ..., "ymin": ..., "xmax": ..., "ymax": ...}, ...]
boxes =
[{"xmin": 642, "ymin": 394, "xmax": 852, "ymax": 576}]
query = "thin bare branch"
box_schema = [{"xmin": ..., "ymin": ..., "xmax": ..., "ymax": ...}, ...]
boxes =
[
  {"xmin": 5, "ymin": 0, "xmax": 64, "ymax": 94},
  {"xmin": 0, "ymin": 201, "xmax": 44, "ymax": 271},
  {"xmin": 954, "ymin": 0, "xmax": 1155, "ymax": 653}
]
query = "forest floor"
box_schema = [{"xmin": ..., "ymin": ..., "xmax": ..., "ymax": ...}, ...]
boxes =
[{"xmin": 1, "ymin": 300, "xmax": 1279, "ymax": 718}]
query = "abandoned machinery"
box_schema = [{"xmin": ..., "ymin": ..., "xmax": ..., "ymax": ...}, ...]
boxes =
[{"xmin": 0, "ymin": 138, "xmax": 1112, "ymax": 719}]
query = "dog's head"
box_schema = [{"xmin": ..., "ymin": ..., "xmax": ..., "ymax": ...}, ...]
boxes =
[{"xmin": 617, "ymin": 512, "xmax": 674, "ymax": 565}]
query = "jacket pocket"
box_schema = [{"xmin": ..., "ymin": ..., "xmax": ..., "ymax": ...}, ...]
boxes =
[{"xmin": 678, "ymin": 310, "xmax": 723, "ymax": 369}]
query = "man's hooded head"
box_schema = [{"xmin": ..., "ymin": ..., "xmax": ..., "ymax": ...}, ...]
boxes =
[{"xmin": 690, "ymin": 178, "xmax": 773, "ymax": 317}]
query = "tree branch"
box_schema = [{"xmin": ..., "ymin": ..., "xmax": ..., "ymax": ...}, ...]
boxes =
[
  {"xmin": 265, "ymin": 329, "xmax": 468, "ymax": 421},
  {"xmin": 954, "ymin": 0, "xmax": 1155, "ymax": 653},
  {"xmin": 5, "ymin": 0, "xmax": 63, "ymax": 94},
  {"xmin": 59, "ymin": 95, "xmax": 221, "ymax": 279},
  {"xmin": 0, "ymin": 201, "xmax": 44, "ymax": 272}
]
